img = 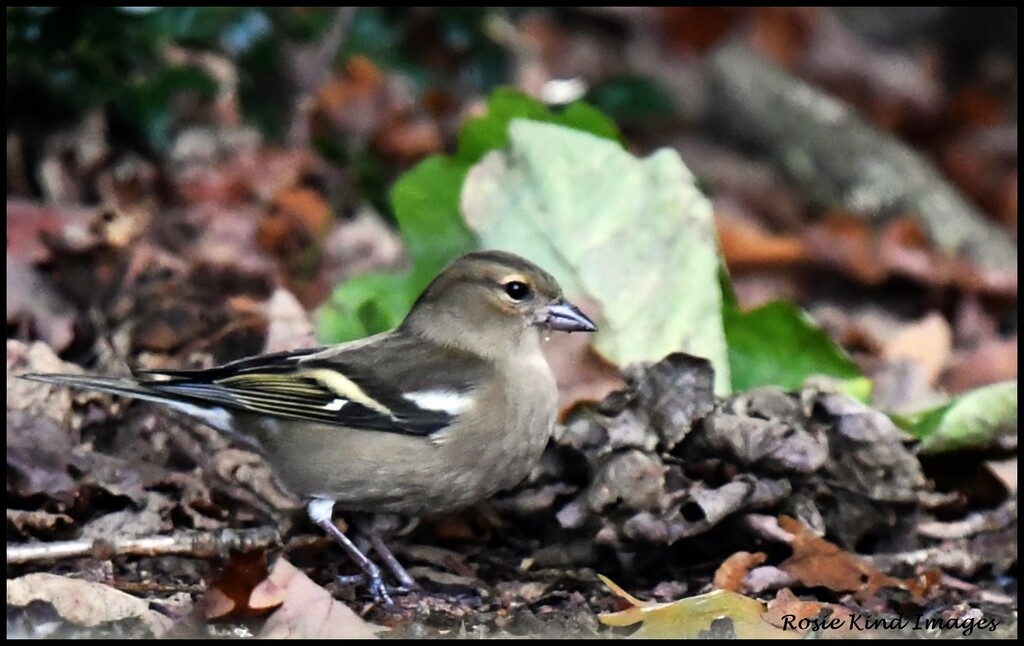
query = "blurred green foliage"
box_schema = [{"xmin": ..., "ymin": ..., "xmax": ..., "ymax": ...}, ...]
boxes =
[
  {"xmin": 9, "ymin": 7, "xmax": 161, "ymax": 116},
  {"xmin": 586, "ymin": 74, "xmax": 677, "ymax": 125},
  {"xmin": 8, "ymin": 7, "xmax": 220, "ymax": 151},
  {"xmin": 10, "ymin": 8, "xmax": 871, "ymax": 396},
  {"xmin": 340, "ymin": 8, "xmax": 514, "ymax": 92},
  {"xmin": 7, "ymin": 7, "xmax": 518, "ymax": 152}
]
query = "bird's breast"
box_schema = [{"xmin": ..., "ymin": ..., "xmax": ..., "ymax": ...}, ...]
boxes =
[{"xmin": 427, "ymin": 357, "xmax": 557, "ymax": 505}]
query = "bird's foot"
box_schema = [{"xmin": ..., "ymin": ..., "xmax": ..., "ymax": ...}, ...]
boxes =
[
  {"xmin": 336, "ymin": 573, "xmax": 414, "ymax": 605},
  {"xmin": 309, "ymin": 499, "xmax": 398, "ymax": 607}
]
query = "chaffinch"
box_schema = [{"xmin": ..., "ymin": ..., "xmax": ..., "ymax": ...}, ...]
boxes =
[{"xmin": 23, "ymin": 250, "xmax": 597, "ymax": 604}]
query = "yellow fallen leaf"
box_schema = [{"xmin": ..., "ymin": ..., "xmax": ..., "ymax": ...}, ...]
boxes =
[{"xmin": 598, "ymin": 574, "xmax": 796, "ymax": 639}]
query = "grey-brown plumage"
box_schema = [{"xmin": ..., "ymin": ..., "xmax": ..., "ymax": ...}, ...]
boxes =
[
  {"xmin": 244, "ymin": 329, "xmax": 556, "ymax": 515},
  {"xmin": 21, "ymin": 250, "xmax": 597, "ymax": 604}
]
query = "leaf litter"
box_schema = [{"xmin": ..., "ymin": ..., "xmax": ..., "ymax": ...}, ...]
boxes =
[{"xmin": 9, "ymin": 332, "xmax": 1016, "ymax": 637}]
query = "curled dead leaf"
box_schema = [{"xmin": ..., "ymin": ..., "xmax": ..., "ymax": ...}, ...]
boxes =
[
  {"xmin": 777, "ymin": 516, "xmax": 940, "ymax": 602},
  {"xmin": 713, "ymin": 551, "xmax": 768, "ymax": 592}
]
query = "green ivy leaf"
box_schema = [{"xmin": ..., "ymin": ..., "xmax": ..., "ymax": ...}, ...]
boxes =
[
  {"xmin": 724, "ymin": 301, "xmax": 861, "ymax": 392},
  {"xmin": 901, "ymin": 380, "xmax": 1017, "ymax": 454},
  {"xmin": 457, "ymin": 88, "xmax": 619, "ymax": 162},
  {"xmin": 315, "ymin": 272, "xmax": 413, "ymax": 342},
  {"xmin": 391, "ymin": 157, "xmax": 476, "ymax": 293}
]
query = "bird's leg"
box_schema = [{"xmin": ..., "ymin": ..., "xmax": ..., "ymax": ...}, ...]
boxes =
[
  {"xmin": 369, "ymin": 534, "xmax": 421, "ymax": 592},
  {"xmin": 306, "ymin": 499, "xmax": 393, "ymax": 607}
]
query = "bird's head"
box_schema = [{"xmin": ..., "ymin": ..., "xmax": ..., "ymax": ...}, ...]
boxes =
[{"xmin": 402, "ymin": 250, "xmax": 597, "ymax": 354}]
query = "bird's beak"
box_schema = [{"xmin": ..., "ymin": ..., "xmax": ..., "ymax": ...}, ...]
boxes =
[{"xmin": 537, "ymin": 299, "xmax": 598, "ymax": 333}]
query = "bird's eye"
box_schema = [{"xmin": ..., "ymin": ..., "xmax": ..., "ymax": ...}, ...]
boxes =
[{"xmin": 503, "ymin": 281, "xmax": 531, "ymax": 301}]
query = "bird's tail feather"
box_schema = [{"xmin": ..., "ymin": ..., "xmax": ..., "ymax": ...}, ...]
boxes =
[
  {"xmin": 21, "ymin": 373, "xmax": 168, "ymax": 403},
  {"xmin": 19, "ymin": 373, "xmax": 237, "ymax": 435}
]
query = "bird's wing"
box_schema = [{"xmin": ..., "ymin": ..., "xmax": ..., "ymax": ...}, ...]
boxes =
[{"xmin": 138, "ymin": 333, "xmax": 492, "ymax": 437}]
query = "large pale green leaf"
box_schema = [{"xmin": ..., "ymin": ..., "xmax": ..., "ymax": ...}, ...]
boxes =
[
  {"xmin": 462, "ymin": 119, "xmax": 729, "ymax": 393},
  {"xmin": 902, "ymin": 380, "xmax": 1017, "ymax": 455}
]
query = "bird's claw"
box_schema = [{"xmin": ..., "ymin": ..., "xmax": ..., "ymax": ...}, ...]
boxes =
[
  {"xmin": 336, "ymin": 573, "xmax": 407, "ymax": 607},
  {"xmin": 368, "ymin": 574, "xmax": 394, "ymax": 608}
]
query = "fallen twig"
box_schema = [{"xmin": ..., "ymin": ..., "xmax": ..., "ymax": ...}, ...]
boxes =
[
  {"xmin": 7, "ymin": 527, "xmax": 280, "ymax": 565},
  {"xmin": 916, "ymin": 499, "xmax": 1016, "ymax": 540}
]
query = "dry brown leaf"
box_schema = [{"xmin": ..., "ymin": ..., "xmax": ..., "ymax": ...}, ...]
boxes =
[
  {"xmin": 263, "ymin": 288, "xmax": 317, "ymax": 354},
  {"xmin": 372, "ymin": 114, "xmax": 443, "ymax": 163},
  {"xmin": 7, "ymin": 200, "xmax": 93, "ymax": 261},
  {"xmin": 796, "ymin": 10, "xmax": 943, "ymax": 132},
  {"xmin": 314, "ymin": 56, "xmax": 406, "ymax": 143},
  {"xmin": 803, "ymin": 213, "xmax": 888, "ymax": 285},
  {"xmin": 172, "ymin": 144, "xmax": 316, "ymax": 207},
  {"xmin": 947, "ymin": 84, "xmax": 1009, "ymax": 128},
  {"xmin": 201, "ymin": 550, "xmax": 271, "ymax": 620},
  {"xmin": 941, "ymin": 128, "xmax": 1017, "ymax": 230},
  {"xmin": 712, "ymin": 551, "xmax": 767, "ymax": 592},
  {"xmin": 762, "ymin": 588, "xmax": 852, "ymax": 637},
  {"xmin": 6, "ymin": 201, "xmax": 94, "ymax": 351},
  {"xmin": 762, "ymin": 587, "xmax": 823, "ymax": 626},
  {"xmin": 803, "ymin": 214, "xmax": 1017, "ymax": 296},
  {"xmin": 7, "ymin": 508, "xmax": 75, "ymax": 538},
  {"xmin": 659, "ymin": 7, "xmax": 745, "ymax": 54},
  {"xmin": 941, "ymin": 337, "xmax": 1017, "ymax": 394},
  {"xmin": 777, "ymin": 516, "xmax": 939, "ymax": 602},
  {"xmin": 7, "ymin": 573, "xmax": 173, "ymax": 636},
  {"xmin": 319, "ymin": 209, "xmax": 406, "ymax": 282},
  {"xmin": 257, "ymin": 187, "xmax": 332, "ymax": 265},
  {"xmin": 252, "ymin": 558, "xmax": 384, "ymax": 639},
  {"xmin": 999, "ymin": 170, "xmax": 1017, "ymax": 231},
  {"xmin": 779, "ymin": 515, "xmax": 898, "ymax": 600},
  {"xmin": 715, "ymin": 209, "xmax": 807, "ymax": 269},
  {"xmin": 747, "ymin": 7, "xmax": 817, "ymax": 67},
  {"xmin": 879, "ymin": 218, "xmax": 1016, "ymax": 295},
  {"xmin": 7, "ymin": 340, "xmax": 80, "ymax": 427}
]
